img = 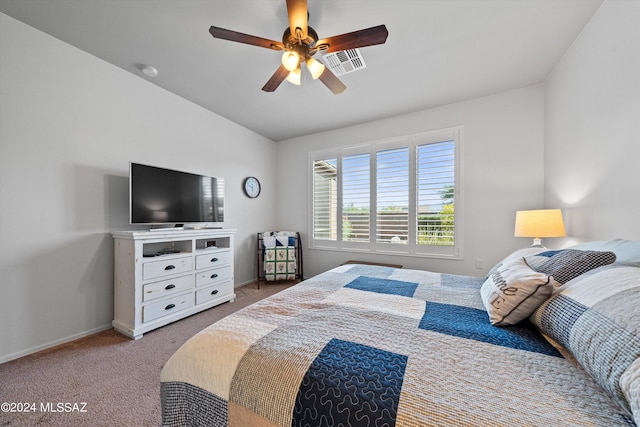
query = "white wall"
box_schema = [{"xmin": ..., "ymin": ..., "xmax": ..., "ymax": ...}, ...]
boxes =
[
  {"xmin": 544, "ymin": 0, "xmax": 640, "ymax": 243},
  {"xmin": 0, "ymin": 14, "xmax": 277, "ymax": 363},
  {"xmin": 276, "ymin": 86, "xmax": 545, "ymax": 278}
]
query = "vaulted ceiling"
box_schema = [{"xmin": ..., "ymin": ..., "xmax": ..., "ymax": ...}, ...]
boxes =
[{"xmin": 0, "ymin": 0, "xmax": 603, "ymax": 141}]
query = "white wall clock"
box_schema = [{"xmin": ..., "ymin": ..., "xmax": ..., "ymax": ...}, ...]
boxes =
[{"xmin": 243, "ymin": 176, "xmax": 261, "ymax": 198}]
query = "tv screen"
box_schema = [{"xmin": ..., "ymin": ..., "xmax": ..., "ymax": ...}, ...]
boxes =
[{"xmin": 130, "ymin": 163, "xmax": 224, "ymax": 225}]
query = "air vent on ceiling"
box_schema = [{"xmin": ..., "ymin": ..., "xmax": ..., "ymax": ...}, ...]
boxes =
[{"xmin": 320, "ymin": 48, "xmax": 366, "ymax": 76}]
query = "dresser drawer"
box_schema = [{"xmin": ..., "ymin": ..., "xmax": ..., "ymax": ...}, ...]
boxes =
[
  {"xmin": 142, "ymin": 275, "xmax": 192, "ymax": 302},
  {"xmin": 195, "ymin": 250, "xmax": 231, "ymax": 270},
  {"xmin": 196, "ymin": 282, "xmax": 234, "ymax": 305},
  {"xmin": 142, "ymin": 256, "xmax": 192, "ymax": 281},
  {"xmin": 143, "ymin": 293, "xmax": 194, "ymax": 323},
  {"xmin": 195, "ymin": 266, "xmax": 231, "ymax": 287}
]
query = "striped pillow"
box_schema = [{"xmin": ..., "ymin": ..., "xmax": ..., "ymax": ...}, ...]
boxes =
[{"xmin": 530, "ymin": 265, "xmax": 640, "ymax": 424}]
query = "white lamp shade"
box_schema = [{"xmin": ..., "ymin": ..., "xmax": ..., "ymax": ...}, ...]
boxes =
[
  {"xmin": 306, "ymin": 58, "xmax": 325, "ymax": 80},
  {"xmin": 282, "ymin": 51, "xmax": 300, "ymax": 72},
  {"xmin": 286, "ymin": 68, "xmax": 301, "ymax": 85},
  {"xmin": 514, "ymin": 209, "xmax": 566, "ymax": 241}
]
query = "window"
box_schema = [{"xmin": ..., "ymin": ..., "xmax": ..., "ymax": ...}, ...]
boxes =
[{"xmin": 310, "ymin": 127, "xmax": 462, "ymax": 259}]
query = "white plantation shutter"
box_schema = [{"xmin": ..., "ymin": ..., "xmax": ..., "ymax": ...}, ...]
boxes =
[
  {"xmin": 342, "ymin": 153, "xmax": 370, "ymax": 242},
  {"xmin": 376, "ymin": 147, "xmax": 409, "ymax": 244},
  {"xmin": 417, "ymin": 141, "xmax": 455, "ymax": 246},
  {"xmin": 312, "ymin": 159, "xmax": 337, "ymax": 241},
  {"xmin": 309, "ymin": 126, "xmax": 462, "ymax": 259}
]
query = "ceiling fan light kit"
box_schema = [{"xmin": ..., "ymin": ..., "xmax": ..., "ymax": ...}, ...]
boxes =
[{"xmin": 208, "ymin": 0, "xmax": 388, "ymax": 94}]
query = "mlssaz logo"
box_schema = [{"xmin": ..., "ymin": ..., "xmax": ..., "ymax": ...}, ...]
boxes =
[{"xmin": 40, "ymin": 402, "xmax": 88, "ymax": 413}]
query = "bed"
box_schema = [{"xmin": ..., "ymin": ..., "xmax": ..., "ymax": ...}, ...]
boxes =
[{"xmin": 160, "ymin": 239, "xmax": 640, "ymax": 426}]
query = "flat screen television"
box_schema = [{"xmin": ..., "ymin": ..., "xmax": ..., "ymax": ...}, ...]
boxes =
[{"xmin": 130, "ymin": 162, "xmax": 224, "ymax": 227}]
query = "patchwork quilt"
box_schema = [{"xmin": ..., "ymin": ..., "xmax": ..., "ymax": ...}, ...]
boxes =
[
  {"xmin": 161, "ymin": 264, "xmax": 632, "ymax": 426},
  {"xmin": 262, "ymin": 231, "xmax": 297, "ymax": 281},
  {"xmin": 264, "ymin": 247, "xmax": 296, "ymax": 281}
]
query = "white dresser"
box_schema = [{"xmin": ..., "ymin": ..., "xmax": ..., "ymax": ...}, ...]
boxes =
[{"xmin": 111, "ymin": 228, "xmax": 236, "ymax": 339}]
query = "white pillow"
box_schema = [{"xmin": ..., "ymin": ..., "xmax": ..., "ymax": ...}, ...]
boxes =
[
  {"xmin": 570, "ymin": 239, "xmax": 640, "ymax": 266},
  {"xmin": 481, "ymin": 257, "xmax": 557, "ymax": 326},
  {"xmin": 486, "ymin": 246, "xmax": 547, "ymax": 278}
]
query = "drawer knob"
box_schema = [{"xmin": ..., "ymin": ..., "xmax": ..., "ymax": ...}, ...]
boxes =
[
  {"xmin": 211, "ymin": 290, "xmax": 219, "ymax": 295},
  {"xmin": 165, "ymin": 284, "xmax": 175, "ymax": 290},
  {"xmin": 211, "ymin": 257, "xmax": 219, "ymax": 263},
  {"xmin": 164, "ymin": 265, "xmax": 176, "ymax": 270},
  {"xmin": 165, "ymin": 304, "xmax": 176, "ymax": 310},
  {"xmin": 210, "ymin": 273, "xmax": 218, "ymax": 279}
]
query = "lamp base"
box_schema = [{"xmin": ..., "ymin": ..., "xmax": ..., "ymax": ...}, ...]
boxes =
[{"xmin": 530, "ymin": 238, "xmax": 545, "ymax": 248}]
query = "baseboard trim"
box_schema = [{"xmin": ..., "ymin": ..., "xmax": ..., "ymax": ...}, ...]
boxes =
[
  {"xmin": 234, "ymin": 279, "xmax": 258, "ymax": 288},
  {"xmin": 2, "ymin": 280, "xmax": 295, "ymax": 364},
  {"xmin": 0, "ymin": 323, "xmax": 112, "ymax": 364}
]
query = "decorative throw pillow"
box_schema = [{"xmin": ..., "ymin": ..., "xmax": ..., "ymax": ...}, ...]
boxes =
[
  {"xmin": 525, "ymin": 249, "xmax": 616, "ymax": 284},
  {"xmin": 486, "ymin": 246, "xmax": 547, "ymax": 278},
  {"xmin": 480, "ymin": 257, "xmax": 556, "ymax": 326},
  {"xmin": 570, "ymin": 238, "xmax": 640, "ymax": 267},
  {"xmin": 530, "ymin": 264, "xmax": 640, "ymax": 425}
]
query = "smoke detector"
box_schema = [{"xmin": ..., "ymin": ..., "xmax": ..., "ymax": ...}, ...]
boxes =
[
  {"xmin": 141, "ymin": 65, "xmax": 159, "ymax": 77},
  {"xmin": 320, "ymin": 49, "xmax": 366, "ymax": 76}
]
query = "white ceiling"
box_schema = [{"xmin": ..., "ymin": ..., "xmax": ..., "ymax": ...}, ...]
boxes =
[{"xmin": 0, "ymin": 0, "xmax": 603, "ymax": 141}]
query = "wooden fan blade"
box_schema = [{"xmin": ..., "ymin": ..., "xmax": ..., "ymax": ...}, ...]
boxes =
[
  {"xmin": 286, "ymin": 0, "xmax": 308, "ymax": 40},
  {"xmin": 318, "ymin": 67, "xmax": 346, "ymax": 95},
  {"xmin": 316, "ymin": 25, "xmax": 388, "ymax": 53},
  {"xmin": 262, "ymin": 65, "xmax": 290, "ymax": 92},
  {"xmin": 209, "ymin": 26, "xmax": 284, "ymax": 51}
]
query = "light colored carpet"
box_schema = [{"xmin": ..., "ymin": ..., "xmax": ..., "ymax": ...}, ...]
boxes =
[{"xmin": 0, "ymin": 282, "xmax": 293, "ymax": 427}]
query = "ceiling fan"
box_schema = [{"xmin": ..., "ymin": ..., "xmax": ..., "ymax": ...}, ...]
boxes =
[{"xmin": 209, "ymin": 0, "xmax": 388, "ymax": 94}]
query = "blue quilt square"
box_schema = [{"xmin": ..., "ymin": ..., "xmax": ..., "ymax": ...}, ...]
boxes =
[
  {"xmin": 419, "ymin": 302, "xmax": 562, "ymax": 357},
  {"xmin": 345, "ymin": 265, "xmax": 394, "ymax": 278},
  {"xmin": 537, "ymin": 250, "xmax": 564, "ymax": 257},
  {"xmin": 292, "ymin": 338, "xmax": 407, "ymax": 427},
  {"xmin": 441, "ymin": 274, "xmax": 485, "ymax": 289},
  {"xmin": 345, "ymin": 276, "xmax": 418, "ymax": 297}
]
